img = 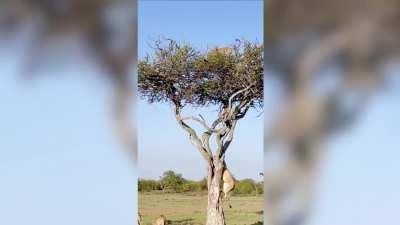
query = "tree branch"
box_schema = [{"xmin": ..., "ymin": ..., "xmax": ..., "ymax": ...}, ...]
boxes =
[
  {"xmin": 213, "ymin": 94, "xmax": 253, "ymax": 159},
  {"xmin": 227, "ymin": 82, "xmax": 256, "ymax": 111},
  {"xmin": 174, "ymin": 106, "xmax": 212, "ymax": 163},
  {"xmin": 211, "ymin": 108, "xmax": 226, "ymax": 130},
  {"xmin": 215, "ymin": 129, "xmax": 225, "ymax": 159},
  {"xmin": 201, "ymin": 131, "xmax": 213, "ymax": 157},
  {"xmin": 220, "ymin": 120, "xmax": 237, "ymax": 158},
  {"xmin": 235, "ymin": 100, "xmax": 252, "ymax": 119},
  {"xmin": 181, "ymin": 115, "xmax": 216, "ymax": 132}
]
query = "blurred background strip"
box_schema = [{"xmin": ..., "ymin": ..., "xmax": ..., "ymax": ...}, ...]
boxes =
[
  {"xmin": 0, "ymin": 0, "xmax": 138, "ymax": 162},
  {"xmin": 0, "ymin": 1, "xmax": 138, "ymax": 224},
  {"xmin": 264, "ymin": 0, "xmax": 400, "ymax": 225}
]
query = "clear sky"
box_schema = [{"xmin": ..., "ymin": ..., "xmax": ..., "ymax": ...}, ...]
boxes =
[
  {"xmin": 0, "ymin": 33, "xmax": 136, "ymax": 224},
  {"xmin": 138, "ymin": 0, "xmax": 264, "ymax": 181}
]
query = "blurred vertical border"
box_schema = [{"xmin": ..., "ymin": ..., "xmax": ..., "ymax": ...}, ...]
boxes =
[
  {"xmin": 0, "ymin": 0, "xmax": 139, "ymax": 163},
  {"xmin": 264, "ymin": 0, "xmax": 400, "ymax": 225},
  {"xmin": 0, "ymin": 0, "xmax": 138, "ymax": 224}
]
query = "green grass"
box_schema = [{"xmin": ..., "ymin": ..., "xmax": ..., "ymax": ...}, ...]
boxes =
[{"xmin": 139, "ymin": 192, "xmax": 263, "ymax": 225}]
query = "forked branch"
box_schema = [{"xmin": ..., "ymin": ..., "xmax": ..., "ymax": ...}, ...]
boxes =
[
  {"xmin": 174, "ymin": 105, "xmax": 212, "ymax": 163},
  {"xmin": 227, "ymin": 82, "xmax": 256, "ymax": 111},
  {"xmin": 181, "ymin": 115, "xmax": 215, "ymax": 132}
]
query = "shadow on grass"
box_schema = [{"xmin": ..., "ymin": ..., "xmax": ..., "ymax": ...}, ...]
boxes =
[
  {"xmin": 255, "ymin": 210, "xmax": 263, "ymax": 215},
  {"xmin": 250, "ymin": 221, "xmax": 263, "ymax": 225}
]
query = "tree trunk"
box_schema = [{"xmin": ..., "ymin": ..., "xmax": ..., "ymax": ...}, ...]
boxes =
[{"xmin": 206, "ymin": 158, "xmax": 225, "ymax": 225}]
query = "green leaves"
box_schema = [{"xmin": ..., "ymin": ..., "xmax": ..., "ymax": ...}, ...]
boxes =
[
  {"xmin": 160, "ymin": 170, "xmax": 186, "ymax": 192},
  {"xmin": 138, "ymin": 39, "xmax": 263, "ymax": 108}
]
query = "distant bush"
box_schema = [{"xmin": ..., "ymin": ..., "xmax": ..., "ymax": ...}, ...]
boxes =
[
  {"xmin": 160, "ymin": 170, "xmax": 186, "ymax": 192},
  {"xmin": 182, "ymin": 178, "xmax": 208, "ymax": 192},
  {"xmin": 255, "ymin": 182, "xmax": 263, "ymax": 194},
  {"xmin": 233, "ymin": 179, "xmax": 264, "ymax": 195},
  {"xmin": 138, "ymin": 179, "xmax": 162, "ymax": 192},
  {"xmin": 182, "ymin": 181, "xmax": 198, "ymax": 192},
  {"xmin": 139, "ymin": 170, "xmax": 263, "ymax": 195},
  {"xmin": 234, "ymin": 179, "xmax": 256, "ymax": 194},
  {"xmin": 197, "ymin": 178, "xmax": 208, "ymax": 191}
]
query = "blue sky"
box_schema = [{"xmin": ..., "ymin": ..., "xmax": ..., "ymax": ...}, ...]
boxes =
[{"xmin": 138, "ymin": 0, "xmax": 264, "ymax": 181}]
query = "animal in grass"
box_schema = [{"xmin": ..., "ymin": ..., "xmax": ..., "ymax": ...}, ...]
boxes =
[
  {"xmin": 222, "ymin": 167, "xmax": 235, "ymax": 208},
  {"xmin": 153, "ymin": 215, "xmax": 167, "ymax": 225}
]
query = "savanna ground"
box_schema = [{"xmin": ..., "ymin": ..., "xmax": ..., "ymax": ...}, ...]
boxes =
[{"xmin": 139, "ymin": 192, "xmax": 263, "ymax": 225}]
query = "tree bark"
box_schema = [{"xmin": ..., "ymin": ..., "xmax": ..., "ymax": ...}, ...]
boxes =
[
  {"xmin": 173, "ymin": 100, "xmax": 251, "ymax": 225},
  {"xmin": 206, "ymin": 158, "xmax": 226, "ymax": 225}
]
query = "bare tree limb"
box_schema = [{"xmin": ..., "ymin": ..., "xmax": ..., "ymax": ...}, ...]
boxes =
[
  {"xmin": 174, "ymin": 106, "xmax": 212, "ymax": 163},
  {"xmin": 201, "ymin": 131, "xmax": 213, "ymax": 157},
  {"xmin": 220, "ymin": 120, "xmax": 237, "ymax": 158},
  {"xmin": 227, "ymin": 82, "xmax": 256, "ymax": 111},
  {"xmin": 181, "ymin": 115, "xmax": 215, "ymax": 132},
  {"xmin": 215, "ymin": 131, "xmax": 225, "ymax": 159}
]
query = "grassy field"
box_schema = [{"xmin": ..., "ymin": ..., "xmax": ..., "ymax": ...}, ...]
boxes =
[{"xmin": 139, "ymin": 192, "xmax": 263, "ymax": 225}]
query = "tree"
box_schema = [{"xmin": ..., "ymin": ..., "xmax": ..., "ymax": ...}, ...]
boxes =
[
  {"xmin": 138, "ymin": 38, "xmax": 263, "ymax": 225},
  {"xmin": 160, "ymin": 170, "xmax": 186, "ymax": 192}
]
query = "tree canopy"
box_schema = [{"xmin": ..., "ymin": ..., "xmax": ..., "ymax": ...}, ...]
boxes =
[
  {"xmin": 138, "ymin": 39, "xmax": 263, "ymax": 109},
  {"xmin": 160, "ymin": 170, "xmax": 186, "ymax": 192}
]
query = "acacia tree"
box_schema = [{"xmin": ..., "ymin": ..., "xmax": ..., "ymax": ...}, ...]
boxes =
[{"xmin": 139, "ymin": 39, "xmax": 263, "ymax": 225}]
